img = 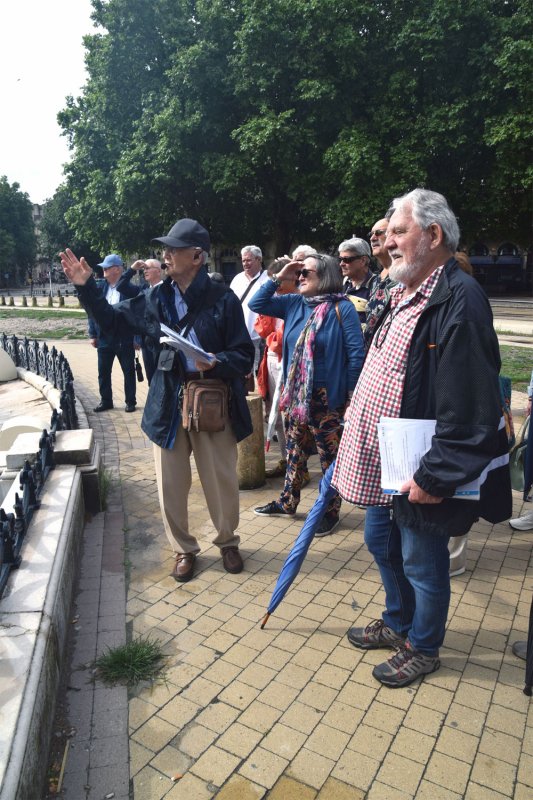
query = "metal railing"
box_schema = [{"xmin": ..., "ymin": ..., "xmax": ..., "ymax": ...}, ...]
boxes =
[
  {"xmin": 0, "ymin": 334, "xmax": 78, "ymax": 429},
  {"xmin": 0, "ymin": 335, "xmax": 78, "ymax": 598}
]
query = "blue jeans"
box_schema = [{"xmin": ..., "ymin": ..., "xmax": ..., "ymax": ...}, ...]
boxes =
[{"xmin": 364, "ymin": 506, "xmax": 451, "ymax": 656}]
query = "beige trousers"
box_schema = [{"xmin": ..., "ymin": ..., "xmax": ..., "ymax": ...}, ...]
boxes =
[{"xmin": 153, "ymin": 424, "xmax": 240, "ymax": 555}]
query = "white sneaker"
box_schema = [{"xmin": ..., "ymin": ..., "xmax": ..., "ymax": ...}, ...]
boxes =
[
  {"xmin": 509, "ymin": 510, "xmax": 533, "ymax": 531},
  {"xmin": 449, "ymin": 566, "xmax": 466, "ymax": 577}
]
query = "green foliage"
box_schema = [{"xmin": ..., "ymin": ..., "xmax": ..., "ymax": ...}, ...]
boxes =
[
  {"xmin": 39, "ymin": 185, "xmax": 101, "ymax": 264},
  {"xmin": 58, "ymin": 0, "xmax": 532, "ymax": 254},
  {"xmin": 94, "ymin": 635, "xmax": 166, "ymax": 686},
  {"xmin": 0, "ymin": 177, "xmax": 37, "ymax": 285}
]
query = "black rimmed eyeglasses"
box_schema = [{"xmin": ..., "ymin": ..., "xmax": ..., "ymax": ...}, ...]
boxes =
[{"xmin": 373, "ymin": 309, "xmax": 398, "ymax": 350}]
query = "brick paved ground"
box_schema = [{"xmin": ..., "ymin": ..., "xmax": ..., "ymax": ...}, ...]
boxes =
[{"xmin": 54, "ymin": 339, "xmax": 532, "ymax": 800}]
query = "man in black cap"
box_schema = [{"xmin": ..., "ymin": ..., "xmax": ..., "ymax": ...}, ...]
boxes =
[
  {"xmin": 89, "ymin": 253, "xmax": 138, "ymax": 413},
  {"xmin": 61, "ymin": 219, "xmax": 254, "ymax": 582}
]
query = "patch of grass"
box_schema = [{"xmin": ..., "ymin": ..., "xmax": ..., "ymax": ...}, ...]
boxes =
[
  {"xmin": 500, "ymin": 345, "xmax": 533, "ymax": 393},
  {"xmin": 25, "ymin": 328, "xmax": 87, "ymax": 340},
  {"xmin": 0, "ymin": 308, "xmax": 84, "ymax": 320},
  {"xmin": 94, "ymin": 636, "xmax": 166, "ymax": 686},
  {"xmin": 98, "ymin": 466, "xmax": 114, "ymax": 510}
]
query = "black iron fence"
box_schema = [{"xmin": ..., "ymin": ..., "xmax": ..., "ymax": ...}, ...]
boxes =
[
  {"xmin": 0, "ymin": 334, "xmax": 78, "ymax": 430},
  {"xmin": 0, "ymin": 335, "xmax": 79, "ymax": 599}
]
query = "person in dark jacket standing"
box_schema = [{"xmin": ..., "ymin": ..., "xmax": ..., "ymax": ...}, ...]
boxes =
[
  {"xmin": 333, "ymin": 188, "xmax": 512, "ymax": 688},
  {"xmin": 61, "ymin": 219, "xmax": 254, "ymax": 583},
  {"xmin": 116, "ymin": 258, "xmax": 164, "ymax": 384},
  {"xmin": 89, "ymin": 254, "xmax": 138, "ymax": 413}
]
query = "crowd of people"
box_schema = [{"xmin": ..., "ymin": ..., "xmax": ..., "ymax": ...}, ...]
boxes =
[{"xmin": 60, "ymin": 187, "xmax": 517, "ymax": 689}]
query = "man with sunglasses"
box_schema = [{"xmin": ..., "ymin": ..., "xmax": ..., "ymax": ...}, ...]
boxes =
[
  {"xmin": 368, "ymin": 218, "xmax": 392, "ymax": 275},
  {"xmin": 338, "ymin": 237, "xmax": 377, "ymax": 324},
  {"xmin": 364, "ymin": 216, "xmax": 397, "ymax": 346},
  {"xmin": 333, "ymin": 189, "xmax": 511, "ymax": 688}
]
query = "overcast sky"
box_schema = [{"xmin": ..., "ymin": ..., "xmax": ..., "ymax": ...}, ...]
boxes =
[{"xmin": 0, "ymin": 0, "xmax": 95, "ymax": 205}]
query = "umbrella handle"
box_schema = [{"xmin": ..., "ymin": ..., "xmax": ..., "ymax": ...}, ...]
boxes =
[{"xmin": 260, "ymin": 612, "xmax": 270, "ymax": 629}]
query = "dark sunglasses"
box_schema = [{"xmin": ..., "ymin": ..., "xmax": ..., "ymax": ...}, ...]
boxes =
[
  {"xmin": 296, "ymin": 268, "xmax": 317, "ymax": 278},
  {"xmin": 339, "ymin": 254, "xmax": 365, "ymax": 264},
  {"xmin": 368, "ymin": 228, "xmax": 387, "ymax": 239}
]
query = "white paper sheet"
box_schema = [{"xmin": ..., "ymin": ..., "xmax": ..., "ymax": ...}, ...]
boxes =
[
  {"xmin": 159, "ymin": 323, "xmax": 218, "ymax": 366},
  {"xmin": 377, "ymin": 417, "xmax": 480, "ymax": 499}
]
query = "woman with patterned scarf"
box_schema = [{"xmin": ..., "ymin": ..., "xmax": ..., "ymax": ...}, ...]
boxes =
[{"xmin": 249, "ymin": 253, "xmax": 365, "ymax": 536}]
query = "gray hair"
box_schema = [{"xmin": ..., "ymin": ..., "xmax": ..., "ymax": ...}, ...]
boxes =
[
  {"xmin": 292, "ymin": 244, "xmax": 317, "ymax": 260},
  {"xmin": 308, "ymin": 254, "xmax": 343, "ymax": 294},
  {"xmin": 390, "ymin": 188, "xmax": 460, "ymax": 252},
  {"xmin": 338, "ymin": 237, "xmax": 371, "ymax": 257},
  {"xmin": 241, "ymin": 245, "xmax": 262, "ymax": 259}
]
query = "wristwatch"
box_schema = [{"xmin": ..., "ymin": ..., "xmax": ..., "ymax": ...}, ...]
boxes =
[{"xmin": 270, "ymin": 276, "xmax": 282, "ymax": 288}]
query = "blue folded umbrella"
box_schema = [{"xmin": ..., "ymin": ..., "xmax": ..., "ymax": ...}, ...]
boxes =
[
  {"xmin": 523, "ymin": 417, "xmax": 532, "ymax": 501},
  {"xmin": 261, "ymin": 461, "xmax": 337, "ymax": 628}
]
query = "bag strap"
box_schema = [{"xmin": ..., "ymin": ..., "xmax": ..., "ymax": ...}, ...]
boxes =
[
  {"xmin": 163, "ymin": 278, "xmax": 230, "ymax": 337},
  {"xmin": 238, "ymin": 270, "xmax": 264, "ymax": 304}
]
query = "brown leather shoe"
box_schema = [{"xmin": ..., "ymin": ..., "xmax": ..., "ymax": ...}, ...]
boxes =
[
  {"xmin": 171, "ymin": 553, "xmax": 196, "ymax": 582},
  {"xmin": 221, "ymin": 547, "xmax": 243, "ymax": 574}
]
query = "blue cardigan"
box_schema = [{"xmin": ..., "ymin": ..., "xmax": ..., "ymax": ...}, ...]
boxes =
[{"xmin": 249, "ymin": 279, "xmax": 365, "ymax": 409}]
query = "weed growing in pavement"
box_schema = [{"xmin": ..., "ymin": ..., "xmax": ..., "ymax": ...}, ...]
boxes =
[
  {"xmin": 94, "ymin": 636, "xmax": 167, "ymax": 686},
  {"xmin": 98, "ymin": 466, "xmax": 114, "ymax": 511}
]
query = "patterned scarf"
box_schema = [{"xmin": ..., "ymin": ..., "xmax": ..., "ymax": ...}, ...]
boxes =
[{"xmin": 280, "ymin": 293, "xmax": 344, "ymax": 423}]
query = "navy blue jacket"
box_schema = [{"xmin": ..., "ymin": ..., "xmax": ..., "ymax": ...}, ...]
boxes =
[
  {"xmin": 115, "ymin": 267, "xmax": 145, "ymax": 299},
  {"xmin": 374, "ymin": 258, "xmax": 512, "ymax": 535},
  {"xmin": 77, "ymin": 267, "xmax": 255, "ymax": 446},
  {"xmin": 87, "ymin": 279, "xmax": 135, "ymax": 347}
]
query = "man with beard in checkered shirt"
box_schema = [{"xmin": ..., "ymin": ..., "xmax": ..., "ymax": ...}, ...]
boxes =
[{"xmin": 332, "ymin": 188, "xmax": 511, "ymax": 688}]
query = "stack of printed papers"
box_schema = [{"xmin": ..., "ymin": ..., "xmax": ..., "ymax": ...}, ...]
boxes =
[
  {"xmin": 159, "ymin": 323, "xmax": 218, "ymax": 366},
  {"xmin": 377, "ymin": 417, "xmax": 481, "ymax": 499}
]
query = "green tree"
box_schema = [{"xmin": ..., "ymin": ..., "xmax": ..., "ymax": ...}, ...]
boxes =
[
  {"xmin": 0, "ymin": 177, "xmax": 36, "ymax": 286},
  {"xmin": 39, "ymin": 185, "xmax": 100, "ymax": 264},
  {"xmin": 59, "ymin": 0, "xmax": 532, "ymax": 255}
]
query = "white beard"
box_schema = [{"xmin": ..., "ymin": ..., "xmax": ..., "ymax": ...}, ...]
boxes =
[{"xmin": 388, "ymin": 237, "xmax": 429, "ymax": 284}]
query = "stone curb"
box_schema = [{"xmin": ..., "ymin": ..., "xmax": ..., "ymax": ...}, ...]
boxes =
[{"xmin": 0, "ymin": 467, "xmax": 85, "ymax": 800}]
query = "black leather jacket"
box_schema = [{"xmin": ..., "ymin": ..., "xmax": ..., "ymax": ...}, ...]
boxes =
[
  {"xmin": 77, "ymin": 267, "xmax": 255, "ymax": 446},
  {"xmin": 369, "ymin": 258, "xmax": 512, "ymax": 536}
]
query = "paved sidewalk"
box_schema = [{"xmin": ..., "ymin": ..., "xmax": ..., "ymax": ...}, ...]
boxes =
[{"xmin": 53, "ymin": 340, "xmax": 532, "ymax": 800}]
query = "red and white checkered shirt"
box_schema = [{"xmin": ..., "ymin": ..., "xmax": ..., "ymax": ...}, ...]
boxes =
[{"xmin": 332, "ymin": 266, "xmax": 443, "ymax": 506}]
